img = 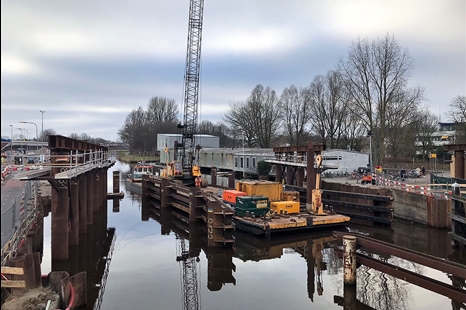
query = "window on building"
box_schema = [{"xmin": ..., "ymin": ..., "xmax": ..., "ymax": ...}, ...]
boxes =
[
  {"xmin": 246, "ymin": 157, "xmax": 249, "ymax": 168},
  {"xmin": 240, "ymin": 157, "xmax": 244, "ymax": 168},
  {"xmin": 252, "ymin": 157, "xmax": 256, "ymax": 167},
  {"xmin": 235, "ymin": 157, "xmax": 237, "ymax": 167}
]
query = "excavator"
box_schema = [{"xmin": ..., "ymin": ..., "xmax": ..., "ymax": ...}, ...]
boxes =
[{"xmin": 161, "ymin": 0, "xmax": 204, "ymax": 187}]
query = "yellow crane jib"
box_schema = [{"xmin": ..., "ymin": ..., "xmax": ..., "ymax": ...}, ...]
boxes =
[{"xmin": 311, "ymin": 154, "xmax": 324, "ymax": 215}]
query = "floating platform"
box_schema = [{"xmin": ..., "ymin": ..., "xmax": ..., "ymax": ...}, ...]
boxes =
[{"xmin": 233, "ymin": 212, "xmax": 350, "ymax": 237}]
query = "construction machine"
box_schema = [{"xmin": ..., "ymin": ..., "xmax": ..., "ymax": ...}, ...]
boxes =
[{"xmin": 162, "ymin": 0, "xmax": 204, "ymax": 187}]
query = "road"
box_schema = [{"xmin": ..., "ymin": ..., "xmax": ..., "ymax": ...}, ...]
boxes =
[{"xmin": 1, "ymin": 174, "xmax": 25, "ymax": 248}]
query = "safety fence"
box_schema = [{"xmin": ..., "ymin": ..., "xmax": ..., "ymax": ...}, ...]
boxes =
[
  {"xmin": 1, "ymin": 180, "xmax": 38, "ymax": 264},
  {"xmin": 372, "ymin": 174, "xmax": 461, "ymax": 199}
]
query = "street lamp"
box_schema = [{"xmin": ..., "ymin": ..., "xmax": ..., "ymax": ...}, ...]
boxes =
[
  {"xmin": 17, "ymin": 128, "xmax": 29, "ymax": 154},
  {"xmin": 40, "ymin": 110, "xmax": 45, "ymax": 146},
  {"xmin": 9, "ymin": 125, "xmax": 13, "ymax": 163},
  {"xmin": 367, "ymin": 130, "xmax": 373, "ymax": 174},
  {"xmin": 242, "ymin": 131, "xmax": 245, "ymax": 179},
  {"xmin": 20, "ymin": 121, "xmax": 38, "ymax": 153}
]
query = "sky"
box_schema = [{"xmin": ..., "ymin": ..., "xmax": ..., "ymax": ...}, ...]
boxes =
[{"xmin": 1, "ymin": 0, "xmax": 465, "ymax": 142}]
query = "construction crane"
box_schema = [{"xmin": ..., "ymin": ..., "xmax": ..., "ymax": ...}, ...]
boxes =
[
  {"xmin": 176, "ymin": 234, "xmax": 201, "ymax": 310},
  {"xmin": 172, "ymin": 0, "xmax": 204, "ymax": 185},
  {"xmin": 176, "ymin": 1, "xmax": 204, "ymax": 309}
]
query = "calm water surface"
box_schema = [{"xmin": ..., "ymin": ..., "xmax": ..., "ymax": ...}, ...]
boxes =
[{"xmin": 40, "ymin": 162, "xmax": 465, "ymax": 310}]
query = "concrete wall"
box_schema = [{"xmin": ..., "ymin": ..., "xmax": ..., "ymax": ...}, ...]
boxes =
[
  {"xmin": 391, "ymin": 189, "xmax": 429, "ymax": 224},
  {"xmin": 391, "ymin": 189, "xmax": 451, "ymax": 228}
]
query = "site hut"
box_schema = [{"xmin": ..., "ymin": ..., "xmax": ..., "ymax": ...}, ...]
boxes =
[
  {"xmin": 157, "ymin": 133, "xmax": 220, "ymax": 167},
  {"xmin": 321, "ymin": 149, "xmax": 369, "ymax": 176}
]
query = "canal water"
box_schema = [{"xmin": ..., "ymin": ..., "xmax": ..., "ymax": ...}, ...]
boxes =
[{"xmin": 39, "ymin": 161, "xmax": 465, "ymax": 310}]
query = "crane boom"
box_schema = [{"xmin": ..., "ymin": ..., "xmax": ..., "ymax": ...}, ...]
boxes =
[{"xmin": 179, "ymin": 0, "xmax": 204, "ymax": 177}]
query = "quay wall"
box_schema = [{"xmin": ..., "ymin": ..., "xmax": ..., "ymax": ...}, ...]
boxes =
[{"xmin": 390, "ymin": 189, "xmax": 451, "ymax": 229}]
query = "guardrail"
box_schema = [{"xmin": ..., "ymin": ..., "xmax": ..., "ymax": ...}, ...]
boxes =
[{"xmin": 1, "ymin": 181, "xmax": 38, "ymax": 265}]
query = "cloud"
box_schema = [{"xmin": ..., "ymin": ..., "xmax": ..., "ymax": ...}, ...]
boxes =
[{"xmin": 1, "ymin": 0, "xmax": 464, "ymax": 141}]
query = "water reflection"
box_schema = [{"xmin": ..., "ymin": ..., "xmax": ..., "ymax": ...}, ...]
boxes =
[{"xmin": 36, "ymin": 163, "xmax": 464, "ymax": 310}]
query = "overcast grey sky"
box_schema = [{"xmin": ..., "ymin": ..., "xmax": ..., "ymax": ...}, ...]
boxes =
[{"xmin": 1, "ymin": 0, "xmax": 465, "ymax": 142}]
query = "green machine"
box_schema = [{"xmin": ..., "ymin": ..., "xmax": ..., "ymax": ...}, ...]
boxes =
[{"xmin": 235, "ymin": 196, "xmax": 270, "ymax": 218}]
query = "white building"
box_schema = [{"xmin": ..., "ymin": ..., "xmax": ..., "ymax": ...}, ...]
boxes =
[
  {"xmin": 321, "ymin": 149, "xmax": 369, "ymax": 174},
  {"xmin": 157, "ymin": 133, "xmax": 220, "ymax": 163}
]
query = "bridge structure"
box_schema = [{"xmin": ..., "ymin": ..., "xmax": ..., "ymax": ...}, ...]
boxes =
[{"xmin": 14, "ymin": 135, "xmax": 116, "ymax": 261}]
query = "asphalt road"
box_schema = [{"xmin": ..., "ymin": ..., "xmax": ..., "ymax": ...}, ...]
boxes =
[{"xmin": 1, "ymin": 175, "xmax": 25, "ymax": 248}]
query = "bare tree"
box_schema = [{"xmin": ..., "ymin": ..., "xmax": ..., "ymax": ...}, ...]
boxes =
[
  {"xmin": 146, "ymin": 96, "xmax": 179, "ymax": 124},
  {"xmin": 118, "ymin": 107, "xmax": 150, "ymax": 155},
  {"xmin": 308, "ymin": 71, "xmax": 349, "ymax": 148},
  {"xmin": 449, "ymin": 95, "xmax": 466, "ymax": 143},
  {"xmin": 279, "ymin": 84, "xmax": 312, "ymax": 146},
  {"xmin": 224, "ymin": 85, "xmax": 282, "ymax": 148},
  {"xmin": 413, "ymin": 109, "xmax": 439, "ymax": 160},
  {"xmin": 339, "ymin": 34, "xmax": 424, "ymax": 164}
]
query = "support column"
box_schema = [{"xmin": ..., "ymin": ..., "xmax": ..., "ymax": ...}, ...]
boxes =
[
  {"xmin": 78, "ymin": 174, "xmax": 87, "ymax": 233},
  {"xmin": 161, "ymin": 178, "xmax": 172, "ymax": 208},
  {"xmin": 228, "ymin": 172, "xmax": 235, "ymax": 189},
  {"xmin": 454, "ymin": 150, "xmax": 464, "ymax": 179},
  {"xmin": 275, "ymin": 165, "xmax": 283, "ymax": 183},
  {"xmin": 296, "ymin": 167, "xmax": 304, "ymax": 187},
  {"xmin": 69, "ymin": 179, "xmax": 79, "ymax": 246},
  {"xmin": 52, "ymin": 183, "xmax": 69, "ymax": 260},
  {"xmin": 306, "ymin": 141, "xmax": 316, "ymax": 210},
  {"xmin": 286, "ymin": 166, "xmax": 293, "ymax": 185},
  {"xmin": 343, "ymin": 235, "xmax": 357, "ymax": 285},
  {"xmin": 86, "ymin": 172, "xmax": 93, "ymax": 224},
  {"xmin": 211, "ymin": 167, "xmax": 217, "ymax": 186}
]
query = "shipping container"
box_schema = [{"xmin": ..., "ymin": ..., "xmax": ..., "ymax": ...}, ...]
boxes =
[
  {"xmin": 222, "ymin": 189, "xmax": 247, "ymax": 205},
  {"xmin": 235, "ymin": 181, "xmax": 283, "ymax": 202}
]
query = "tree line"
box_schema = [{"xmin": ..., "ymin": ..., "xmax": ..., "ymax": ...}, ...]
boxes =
[{"xmin": 42, "ymin": 34, "xmax": 465, "ymax": 166}]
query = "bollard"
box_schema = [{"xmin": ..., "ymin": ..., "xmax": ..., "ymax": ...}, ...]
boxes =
[{"xmin": 343, "ymin": 235, "xmax": 357, "ymax": 285}]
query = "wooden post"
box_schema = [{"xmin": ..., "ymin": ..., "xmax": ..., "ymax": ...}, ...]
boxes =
[{"xmin": 343, "ymin": 235, "xmax": 357, "ymax": 285}]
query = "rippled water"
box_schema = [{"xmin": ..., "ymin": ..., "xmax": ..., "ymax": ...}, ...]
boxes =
[{"xmin": 39, "ymin": 162, "xmax": 465, "ymax": 310}]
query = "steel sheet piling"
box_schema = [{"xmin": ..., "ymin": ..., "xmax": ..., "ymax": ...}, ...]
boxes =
[{"xmin": 343, "ymin": 235, "xmax": 357, "ymax": 285}]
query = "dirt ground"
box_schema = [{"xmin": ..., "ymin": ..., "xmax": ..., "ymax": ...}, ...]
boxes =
[{"xmin": 2, "ymin": 286, "xmax": 60, "ymax": 310}]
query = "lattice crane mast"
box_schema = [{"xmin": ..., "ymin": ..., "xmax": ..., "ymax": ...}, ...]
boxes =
[{"xmin": 176, "ymin": 0, "xmax": 204, "ymax": 182}]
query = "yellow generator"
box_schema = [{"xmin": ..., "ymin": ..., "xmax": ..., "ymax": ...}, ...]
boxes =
[
  {"xmin": 270, "ymin": 201, "xmax": 300, "ymax": 215},
  {"xmin": 235, "ymin": 181, "xmax": 283, "ymax": 202}
]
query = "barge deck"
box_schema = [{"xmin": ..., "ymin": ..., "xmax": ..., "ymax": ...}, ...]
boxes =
[{"xmin": 233, "ymin": 213, "xmax": 350, "ymax": 236}]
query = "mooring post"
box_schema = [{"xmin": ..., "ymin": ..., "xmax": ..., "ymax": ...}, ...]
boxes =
[
  {"xmin": 343, "ymin": 235, "xmax": 357, "ymax": 285},
  {"xmin": 113, "ymin": 171, "xmax": 119, "ymax": 193}
]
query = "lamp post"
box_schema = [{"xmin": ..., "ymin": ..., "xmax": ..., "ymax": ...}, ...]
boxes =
[
  {"xmin": 17, "ymin": 128, "xmax": 28, "ymax": 154},
  {"xmin": 242, "ymin": 131, "xmax": 245, "ymax": 179},
  {"xmin": 40, "ymin": 110, "xmax": 45, "ymax": 148},
  {"xmin": 9, "ymin": 124, "xmax": 13, "ymax": 163},
  {"xmin": 20, "ymin": 121, "xmax": 38, "ymax": 154},
  {"xmin": 367, "ymin": 130, "xmax": 373, "ymax": 174}
]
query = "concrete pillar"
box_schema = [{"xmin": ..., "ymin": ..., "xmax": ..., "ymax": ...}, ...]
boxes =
[
  {"xmin": 306, "ymin": 141, "xmax": 316, "ymax": 211},
  {"xmin": 343, "ymin": 235, "xmax": 357, "ymax": 285},
  {"xmin": 296, "ymin": 167, "xmax": 304, "ymax": 187},
  {"xmin": 78, "ymin": 175, "xmax": 87, "ymax": 233},
  {"xmin": 69, "ymin": 180, "xmax": 79, "ymax": 246},
  {"xmin": 52, "ymin": 184, "xmax": 69, "ymax": 260},
  {"xmin": 454, "ymin": 150, "xmax": 464, "ymax": 179}
]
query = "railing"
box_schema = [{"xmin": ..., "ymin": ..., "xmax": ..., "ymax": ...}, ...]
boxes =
[
  {"xmin": 11, "ymin": 150, "xmax": 115, "ymax": 176},
  {"xmin": 1, "ymin": 181, "xmax": 37, "ymax": 265}
]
